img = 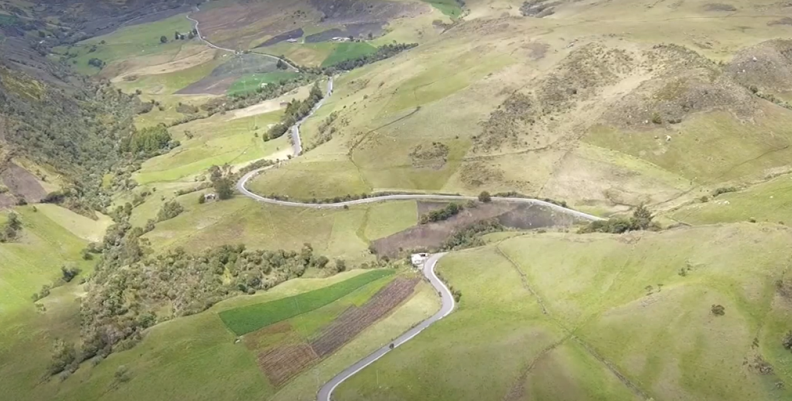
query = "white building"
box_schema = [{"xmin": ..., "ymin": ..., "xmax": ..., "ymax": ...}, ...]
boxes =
[{"xmin": 411, "ymin": 253, "xmax": 429, "ymax": 267}]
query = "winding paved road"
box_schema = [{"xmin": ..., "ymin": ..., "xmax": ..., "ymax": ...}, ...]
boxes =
[
  {"xmin": 237, "ymin": 167, "xmax": 601, "ymax": 221},
  {"xmin": 186, "ymin": 7, "xmax": 298, "ymax": 70},
  {"xmin": 290, "ymin": 77, "xmax": 334, "ymax": 155},
  {"xmin": 228, "ymin": 45, "xmax": 602, "ymax": 400},
  {"xmin": 316, "ymin": 253, "xmax": 453, "ymax": 401}
]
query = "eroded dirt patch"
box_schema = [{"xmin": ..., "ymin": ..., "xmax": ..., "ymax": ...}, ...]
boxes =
[
  {"xmin": 702, "ymin": 3, "xmax": 737, "ymax": 12},
  {"xmin": 1, "ymin": 162, "xmax": 46, "ymax": 203},
  {"xmin": 372, "ymin": 202, "xmax": 582, "ymax": 257},
  {"xmin": 258, "ymin": 343, "xmax": 320, "ymax": 386},
  {"xmin": 310, "ymin": 0, "xmax": 428, "ymax": 24}
]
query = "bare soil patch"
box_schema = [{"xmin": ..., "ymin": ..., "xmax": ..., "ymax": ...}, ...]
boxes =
[
  {"xmin": 0, "ymin": 194, "xmax": 16, "ymax": 209},
  {"xmin": 305, "ymin": 22, "xmax": 383, "ymax": 43},
  {"xmin": 524, "ymin": 42, "xmax": 550, "ymax": 60},
  {"xmin": 114, "ymin": 47, "xmax": 217, "ymax": 81},
  {"xmin": 193, "ymin": 0, "xmax": 321, "ymax": 49},
  {"xmin": 372, "ymin": 202, "xmax": 582, "ymax": 257},
  {"xmin": 176, "ymin": 76, "xmax": 238, "ymax": 95},
  {"xmin": 1, "ymin": 162, "xmax": 46, "ymax": 203},
  {"xmin": 176, "ymin": 53, "xmax": 279, "ymax": 95},
  {"xmin": 702, "ymin": 3, "xmax": 737, "ymax": 12},
  {"xmin": 769, "ymin": 17, "xmax": 792, "ymax": 26},
  {"xmin": 310, "ymin": 277, "xmax": 419, "ymax": 357},
  {"xmin": 258, "ymin": 343, "xmax": 319, "ymax": 387},
  {"xmin": 310, "ymin": 0, "xmax": 428, "ymax": 25},
  {"xmin": 257, "ymin": 28, "xmax": 304, "ymax": 48}
]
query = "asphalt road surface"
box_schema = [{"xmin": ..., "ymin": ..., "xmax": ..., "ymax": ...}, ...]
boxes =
[
  {"xmin": 291, "ymin": 77, "xmax": 334, "ymax": 155},
  {"xmin": 236, "ymin": 167, "xmax": 602, "ymax": 221},
  {"xmin": 315, "ymin": 253, "xmax": 453, "ymax": 401}
]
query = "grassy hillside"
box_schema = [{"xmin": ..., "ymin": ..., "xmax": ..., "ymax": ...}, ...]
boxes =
[
  {"xmin": 240, "ymin": 0, "xmax": 792, "ymax": 214},
  {"xmin": 19, "ymin": 269, "xmax": 438, "ymax": 401},
  {"xmin": 141, "ymin": 197, "xmax": 418, "ymax": 263},
  {"xmin": 5, "ymin": 0, "xmax": 792, "ymax": 400},
  {"xmin": 0, "ymin": 205, "xmax": 105, "ymax": 399},
  {"xmin": 337, "ymin": 224, "xmax": 792, "ymax": 401},
  {"xmin": 53, "ymin": 14, "xmax": 195, "ymax": 76}
]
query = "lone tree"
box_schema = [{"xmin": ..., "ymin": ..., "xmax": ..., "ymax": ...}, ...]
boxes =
[
  {"xmin": 276, "ymin": 59, "xmax": 287, "ymax": 70},
  {"xmin": 160, "ymin": 35, "xmax": 168, "ymax": 44},
  {"xmin": 213, "ymin": 177, "xmax": 234, "ymax": 200},
  {"xmin": 478, "ymin": 191, "xmax": 492, "ymax": 203}
]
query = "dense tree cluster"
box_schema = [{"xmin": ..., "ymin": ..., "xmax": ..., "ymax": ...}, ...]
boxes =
[
  {"xmin": 326, "ymin": 43, "xmax": 418, "ymax": 72},
  {"xmin": 579, "ymin": 204, "xmax": 659, "ymax": 234},
  {"xmin": 61, "ymin": 210, "xmax": 335, "ymax": 374},
  {"xmin": 0, "ymin": 66, "xmax": 143, "ymax": 212},
  {"xmin": 156, "ymin": 200, "xmax": 183, "ymax": 222},
  {"xmin": 121, "ymin": 124, "xmax": 175, "ymax": 157},
  {"xmin": 440, "ymin": 220, "xmax": 504, "ymax": 251},
  {"xmin": 267, "ymin": 83, "xmax": 324, "ymax": 140},
  {"xmin": 0, "ymin": 211, "xmax": 22, "ymax": 242},
  {"xmin": 420, "ymin": 203, "xmax": 463, "ymax": 224},
  {"xmin": 87, "ymin": 58, "xmax": 105, "ymax": 69}
]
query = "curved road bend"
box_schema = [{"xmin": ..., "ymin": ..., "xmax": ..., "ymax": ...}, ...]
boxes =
[
  {"xmin": 316, "ymin": 253, "xmax": 454, "ymax": 401},
  {"xmin": 236, "ymin": 167, "xmax": 602, "ymax": 221},
  {"xmin": 186, "ymin": 7, "xmax": 299, "ymax": 70},
  {"xmin": 291, "ymin": 77, "xmax": 334, "ymax": 155}
]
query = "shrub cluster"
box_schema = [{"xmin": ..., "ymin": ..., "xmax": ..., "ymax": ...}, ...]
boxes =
[
  {"xmin": 121, "ymin": 125, "xmax": 176, "ymax": 157},
  {"xmin": 267, "ymin": 83, "xmax": 324, "ymax": 140},
  {"xmin": 69, "ymin": 218, "xmax": 338, "ymax": 374},
  {"xmin": 440, "ymin": 220, "xmax": 505, "ymax": 251},
  {"xmin": 420, "ymin": 203, "xmax": 463, "ymax": 224},
  {"xmin": 156, "ymin": 200, "xmax": 184, "ymax": 222},
  {"xmin": 579, "ymin": 204, "xmax": 659, "ymax": 234},
  {"xmin": 0, "ymin": 211, "xmax": 22, "ymax": 242},
  {"xmin": 325, "ymin": 43, "xmax": 418, "ymax": 72}
]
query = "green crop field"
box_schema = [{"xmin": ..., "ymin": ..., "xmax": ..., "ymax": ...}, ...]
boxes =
[
  {"xmin": 228, "ymin": 72, "xmax": 302, "ymax": 96},
  {"xmin": 422, "ymin": 0, "xmax": 463, "ymax": 18},
  {"xmin": 114, "ymin": 54, "xmax": 222, "ymax": 96},
  {"xmin": 220, "ymin": 269, "xmax": 395, "ymax": 335},
  {"xmin": 7, "ymin": 0, "xmax": 792, "ymax": 400},
  {"xmin": 337, "ymin": 224, "xmax": 792, "ymax": 400},
  {"xmin": 0, "ymin": 13, "xmax": 18, "ymax": 26},
  {"xmin": 54, "ymin": 14, "xmax": 195, "ymax": 75},
  {"xmin": 24, "ymin": 270, "xmax": 436, "ymax": 401},
  {"xmin": 321, "ymin": 42, "xmax": 377, "ymax": 68}
]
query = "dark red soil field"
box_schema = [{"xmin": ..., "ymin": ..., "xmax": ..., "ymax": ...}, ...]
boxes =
[
  {"xmin": 310, "ymin": 277, "xmax": 419, "ymax": 357},
  {"xmin": 372, "ymin": 201, "xmax": 583, "ymax": 257},
  {"xmin": 258, "ymin": 343, "xmax": 320, "ymax": 387},
  {"xmin": 1, "ymin": 162, "xmax": 47, "ymax": 203}
]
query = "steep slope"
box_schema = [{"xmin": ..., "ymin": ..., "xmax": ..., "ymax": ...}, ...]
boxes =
[{"xmin": 245, "ymin": 0, "xmax": 792, "ymax": 213}]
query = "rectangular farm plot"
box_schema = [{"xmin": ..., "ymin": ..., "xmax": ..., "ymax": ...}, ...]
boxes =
[
  {"xmin": 258, "ymin": 343, "xmax": 320, "ymax": 387},
  {"xmin": 219, "ymin": 269, "xmax": 395, "ymax": 335},
  {"xmin": 311, "ymin": 277, "xmax": 420, "ymax": 357}
]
